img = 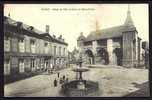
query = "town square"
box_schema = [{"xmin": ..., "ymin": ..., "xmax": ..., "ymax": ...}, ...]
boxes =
[{"xmin": 4, "ymin": 4, "xmax": 149, "ymax": 97}]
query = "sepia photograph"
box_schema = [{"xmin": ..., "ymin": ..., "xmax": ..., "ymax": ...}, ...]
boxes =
[{"xmin": 4, "ymin": 4, "xmax": 149, "ymax": 97}]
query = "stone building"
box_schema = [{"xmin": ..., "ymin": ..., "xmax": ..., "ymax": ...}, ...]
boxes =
[
  {"xmin": 77, "ymin": 6, "xmax": 143, "ymax": 67},
  {"xmin": 4, "ymin": 16, "xmax": 68, "ymax": 76}
]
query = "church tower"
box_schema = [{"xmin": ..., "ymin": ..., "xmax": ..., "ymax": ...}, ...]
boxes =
[
  {"xmin": 77, "ymin": 32, "xmax": 86, "ymax": 60},
  {"xmin": 124, "ymin": 5, "xmax": 134, "ymax": 27},
  {"xmin": 122, "ymin": 5, "xmax": 138, "ymax": 67}
]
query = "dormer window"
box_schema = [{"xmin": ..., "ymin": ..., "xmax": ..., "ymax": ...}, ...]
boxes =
[{"xmin": 28, "ymin": 26, "xmax": 34, "ymax": 31}]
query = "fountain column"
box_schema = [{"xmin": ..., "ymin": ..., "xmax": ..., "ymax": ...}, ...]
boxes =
[
  {"xmin": 79, "ymin": 72, "xmax": 82, "ymax": 80},
  {"xmin": 79, "ymin": 57, "xmax": 83, "ymax": 80},
  {"xmin": 61, "ymin": 56, "xmax": 99, "ymax": 96}
]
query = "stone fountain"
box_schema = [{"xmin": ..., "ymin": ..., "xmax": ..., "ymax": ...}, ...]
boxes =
[{"xmin": 61, "ymin": 57, "xmax": 99, "ymax": 97}]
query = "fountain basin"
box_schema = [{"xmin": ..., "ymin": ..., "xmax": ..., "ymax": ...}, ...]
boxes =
[
  {"xmin": 61, "ymin": 80, "xmax": 99, "ymax": 97},
  {"xmin": 72, "ymin": 68, "xmax": 90, "ymax": 72}
]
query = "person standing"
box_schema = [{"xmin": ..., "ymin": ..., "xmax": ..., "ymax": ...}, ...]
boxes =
[
  {"xmin": 57, "ymin": 72, "xmax": 60, "ymax": 78},
  {"xmin": 62, "ymin": 75, "xmax": 65, "ymax": 83},
  {"xmin": 54, "ymin": 78, "xmax": 57, "ymax": 87},
  {"xmin": 63, "ymin": 75, "xmax": 65, "ymax": 80}
]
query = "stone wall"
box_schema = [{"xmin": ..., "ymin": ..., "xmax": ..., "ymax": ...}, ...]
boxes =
[{"xmin": 122, "ymin": 31, "xmax": 135, "ymax": 67}]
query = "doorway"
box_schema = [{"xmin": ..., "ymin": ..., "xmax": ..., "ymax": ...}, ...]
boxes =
[{"xmin": 97, "ymin": 48, "xmax": 109, "ymax": 65}]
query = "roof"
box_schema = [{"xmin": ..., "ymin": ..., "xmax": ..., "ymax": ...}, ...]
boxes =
[
  {"xmin": 85, "ymin": 25, "xmax": 136, "ymax": 42},
  {"xmin": 4, "ymin": 16, "xmax": 44, "ymax": 34},
  {"xmin": 4, "ymin": 16, "xmax": 68, "ymax": 45},
  {"xmin": 124, "ymin": 5, "xmax": 134, "ymax": 27},
  {"xmin": 85, "ymin": 6, "xmax": 136, "ymax": 42}
]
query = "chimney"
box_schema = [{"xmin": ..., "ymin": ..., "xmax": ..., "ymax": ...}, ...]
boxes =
[
  {"xmin": 53, "ymin": 35, "xmax": 56, "ymax": 38},
  {"xmin": 60, "ymin": 35, "xmax": 62, "ymax": 38},
  {"xmin": 46, "ymin": 25, "xmax": 49, "ymax": 33},
  {"xmin": 16, "ymin": 22, "xmax": 23, "ymax": 28},
  {"xmin": 28, "ymin": 26, "xmax": 34, "ymax": 31}
]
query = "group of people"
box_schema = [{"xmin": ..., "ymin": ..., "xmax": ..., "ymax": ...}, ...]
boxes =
[
  {"xmin": 53, "ymin": 72, "xmax": 69, "ymax": 87},
  {"xmin": 47, "ymin": 64, "xmax": 55, "ymax": 74}
]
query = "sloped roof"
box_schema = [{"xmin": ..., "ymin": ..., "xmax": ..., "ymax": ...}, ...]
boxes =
[
  {"xmin": 85, "ymin": 25, "xmax": 136, "ymax": 42},
  {"xmin": 124, "ymin": 5, "xmax": 134, "ymax": 27},
  {"xmin": 39, "ymin": 33, "xmax": 53, "ymax": 39},
  {"xmin": 4, "ymin": 16, "xmax": 68, "ymax": 45},
  {"xmin": 4, "ymin": 16, "xmax": 44, "ymax": 34},
  {"xmin": 39, "ymin": 33, "xmax": 68, "ymax": 45},
  {"xmin": 85, "ymin": 6, "xmax": 137, "ymax": 42}
]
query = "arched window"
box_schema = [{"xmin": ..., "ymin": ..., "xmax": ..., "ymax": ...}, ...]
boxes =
[
  {"xmin": 113, "ymin": 48, "xmax": 123, "ymax": 66},
  {"xmin": 85, "ymin": 49, "xmax": 94, "ymax": 64},
  {"xmin": 97, "ymin": 48, "xmax": 109, "ymax": 64}
]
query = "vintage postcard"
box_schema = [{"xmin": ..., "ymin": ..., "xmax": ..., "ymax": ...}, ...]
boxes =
[{"xmin": 4, "ymin": 4, "xmax": 149, "ymax": 97}]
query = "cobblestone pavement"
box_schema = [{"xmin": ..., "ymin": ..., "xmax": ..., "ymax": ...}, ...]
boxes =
[{"xmin": 4, "ymin": 65, "xmax": 149, "ymax": 97}]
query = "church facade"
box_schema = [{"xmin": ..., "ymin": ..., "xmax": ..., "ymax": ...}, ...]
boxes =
[{"xmin": 77, "ymin": 6, "xmax": 143, "ymax": 67}]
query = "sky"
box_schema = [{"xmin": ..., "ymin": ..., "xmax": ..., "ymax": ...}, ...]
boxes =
[{"xmin": 4, "ymin": 4, "xmax": 149, "ymax": 52}]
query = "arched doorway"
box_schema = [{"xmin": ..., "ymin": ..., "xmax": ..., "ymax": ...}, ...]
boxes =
[
  {"xmin": 97, "ymin": 48, "xmax": 109, "ymax": 65},
  {"xmin": 113, "ymin": 48, "xmax": 122, "ymax": 66},
  {"xmin": 85, "ymin": 49, "xmax": 94, "ymax": 64}
]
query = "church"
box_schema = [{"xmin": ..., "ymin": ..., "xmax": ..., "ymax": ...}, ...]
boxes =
[{"xmin": 77, "ymin": 6, "xmax": 143, "ymax": 67}]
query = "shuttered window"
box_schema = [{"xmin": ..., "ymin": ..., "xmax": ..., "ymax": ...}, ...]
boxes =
[{"xmin": 4, "ymin": 59, "xmax": 10, "ymax": 75}]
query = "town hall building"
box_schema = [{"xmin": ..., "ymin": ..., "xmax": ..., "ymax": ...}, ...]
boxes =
[
  {"xmin": 77, "ymin": 6, "xmax": 143, "ymax": 67},
  {"xmin": 4, "ymin": 16, "xmax": 68, "ymax": 76}
]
